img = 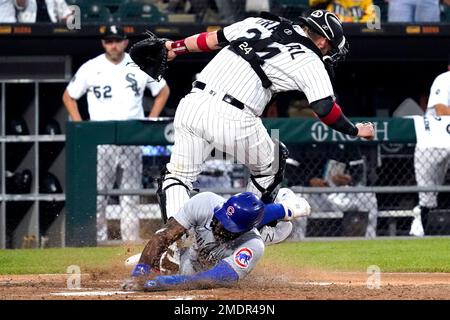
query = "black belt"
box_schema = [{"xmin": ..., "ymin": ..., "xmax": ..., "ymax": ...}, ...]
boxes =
[{"xmin": 193, "ymin": 81, "xmax": 245, "ymax": 110}]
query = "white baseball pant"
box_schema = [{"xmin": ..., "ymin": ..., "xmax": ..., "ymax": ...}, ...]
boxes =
[
  {"xmin": 96, "ymin": 145, "xmax": 142, "ymax": 242},
  {"xmin": 414, "ymin": 147, "xmax": 450, "ymax": 208},
  {"xmin": 163, "ymin": 89, "xmax": 276, "ymax": 218}
]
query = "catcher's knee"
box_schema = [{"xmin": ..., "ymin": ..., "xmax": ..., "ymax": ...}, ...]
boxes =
[
  {"xmin": 157, "ymin": 168, "xmax": 191, "ymax": 222},
  {"xmin": 250, "ymin": 140, "xmax": 289, "ymax": 204}
]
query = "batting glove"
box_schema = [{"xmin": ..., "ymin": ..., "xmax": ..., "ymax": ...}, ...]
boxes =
[
  {"xmin": 276, "ymin": 188, "xmax": 311, "ymax": 220},
  {"xmin": 122, "ymin": 263, "xmax": 161, "ymax": 291},
  {"xmin": 144, "ymin": 275, "xmax": 180, "ymax": 292}
]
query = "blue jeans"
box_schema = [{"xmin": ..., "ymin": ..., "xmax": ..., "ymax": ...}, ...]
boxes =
[{"xmin": 388, "ymin": 0, "xmax": 440, "ymax": 22}]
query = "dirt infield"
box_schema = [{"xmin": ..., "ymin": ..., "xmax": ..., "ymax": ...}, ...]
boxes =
[{"xmin": 1, "ymin": 268, "xmax": 449, "ymax": 300}]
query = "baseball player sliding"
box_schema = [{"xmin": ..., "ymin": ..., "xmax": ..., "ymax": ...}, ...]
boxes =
[
  {"xmin": 122, "ymin": 188, "xmax": 310, "ymax": 291},
  {"xmin": 131, "ymin": 10, "xmax": 375, "ymax": 246}
]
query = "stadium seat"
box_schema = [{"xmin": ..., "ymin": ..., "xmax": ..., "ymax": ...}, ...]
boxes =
[
  {"xmin": 116, "ymin": 3, "xmax": 167, "ymax": 23},
  {"xmin": 273, "ymin": 0, "xmax": 310, "ymax": 19},
  {"xmin": 79, "ymin": 3, "xmax": 115, "ymax": 23}
]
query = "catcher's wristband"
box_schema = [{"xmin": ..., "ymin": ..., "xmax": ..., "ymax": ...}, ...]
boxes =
[
  {"xmin": 196, "ymin": 32, "xmax": 213, "ymax": 52},
  {"xmin": 171, "ymin": 39, "xmax": 189, "ymax": 55}
]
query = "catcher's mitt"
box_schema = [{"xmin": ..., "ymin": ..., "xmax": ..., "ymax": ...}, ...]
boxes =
[{"xmin": 129, "ymin": 30, "xmax": 168, "ymax": 81}]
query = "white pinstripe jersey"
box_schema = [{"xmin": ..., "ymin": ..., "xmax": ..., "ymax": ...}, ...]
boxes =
[
  {"xmin": 425, "ymin": 71, "xmax": 450, "ymax": 117},
  {"xmin": 197, "ymin": 17, "xmax": 335, "ymax": 116},
  {"xmin": 66, "ymin": 53, "xmax": 167, "ymax": 121},
  {"xmin": 0, "ymin": 0, "xmax": 16, "ymax": 23}
]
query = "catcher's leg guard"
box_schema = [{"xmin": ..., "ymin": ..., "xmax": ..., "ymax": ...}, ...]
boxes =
[
  {"xmin": 247, "ymin": 139, "xmax": 289, "ymax": 204},
  {"xmin": 157, "ymin": 168, "xmax": 191, "ymax": 223}
]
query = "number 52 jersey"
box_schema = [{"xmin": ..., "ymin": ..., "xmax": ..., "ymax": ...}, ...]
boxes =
[{"xmin": 66, "ymin": 53, "xmax": 166, "ymax": 121}]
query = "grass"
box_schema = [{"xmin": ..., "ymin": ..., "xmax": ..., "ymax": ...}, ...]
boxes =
[
  {"xmin": 0, "ymin": 238, "xmax": 449, "ymax": 275},
  {"xmin": 263, "ymin": 237, "xmax": 450, "ymax": 273},
  {"xmin": 0, "ymin": 246, "xmax": 142, "ymax": 275}
]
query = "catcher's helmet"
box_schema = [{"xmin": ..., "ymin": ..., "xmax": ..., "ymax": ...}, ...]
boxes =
[
  {"xmin": 299, "ymin": 9, "xmax": 349, "ymax": 65},
  {"xmin": 214, "ymin": 192, "xmax": 265, "ymax": 233}
]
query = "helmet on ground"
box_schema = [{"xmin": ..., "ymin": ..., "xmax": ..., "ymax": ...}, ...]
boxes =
[
  {"xmin": 299, "ymin": 9, "xmax": 349, "ymax": 65},
  {"xmin": 214, "ymin": 192, "xmax": 265, "ymax": 233}
]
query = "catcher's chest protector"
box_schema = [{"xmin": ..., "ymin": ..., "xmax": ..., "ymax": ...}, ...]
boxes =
[{"xmin": 228, "ymin": 20, "xmax": 323, "ymax": 89}]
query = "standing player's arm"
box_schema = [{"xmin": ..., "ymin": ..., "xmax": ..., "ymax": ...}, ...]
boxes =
[
  {"xmin": 434, "ymin": 104, "xmax": 450, "ymax": 116},
  {"xmin": 164, "ymin": 31, "xmax": 225, "ymax": 61},
  {"xmin": 310, "ymin": 96, "xmax": 375, "ymax": 140},
  {"xmin": 148, "ymin": 84, "xmax": 170, "ymax": 118},
  {"xmin": 62, "ymin": 89, "xmax": 83, "ymax": 122}
]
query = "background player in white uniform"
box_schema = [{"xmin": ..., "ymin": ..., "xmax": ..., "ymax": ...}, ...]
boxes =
[
  {"xmin": 122, "ymin": 189, "xmax": 310, "ymax": 291},
  {"xmin": 410, "ymin": 56, "xmax": 450, "ymax": 236},
  {"xmin": 0, "ymin": 0, "xmax": 27, "ymax": 22},
  {"xmin": 63, "ymin": 25, "xmax": 170, "ymax": 242},
  {"xmin": 155, "ymin": 10, "xmax": 374, "ymax": 243}
]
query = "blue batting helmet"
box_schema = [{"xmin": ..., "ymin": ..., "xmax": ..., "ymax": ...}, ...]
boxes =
[{"xmin": 214, "ymin": 192, "xmax": 265, "ymax": 233}]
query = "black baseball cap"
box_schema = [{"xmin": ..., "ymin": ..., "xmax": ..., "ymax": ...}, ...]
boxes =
[{"xmin": 102, "ymin": 25, "xmax": 127, "ymax": 40}]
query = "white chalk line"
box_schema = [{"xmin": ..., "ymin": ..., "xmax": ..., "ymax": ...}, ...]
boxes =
[
  {"xmin": 51, "ymin": 291, "xmax": 133, "ymax": 297},
  {"xmin": 50, "ymin": 290, "xmax": 214, "ymax": 300}
]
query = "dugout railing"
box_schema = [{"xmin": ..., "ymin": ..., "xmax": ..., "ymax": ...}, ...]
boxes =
[{"xmin": 65, "ymin": 117, "xmax": 450, "ymax": 247}]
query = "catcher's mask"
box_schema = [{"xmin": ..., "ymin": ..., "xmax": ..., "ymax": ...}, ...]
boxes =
[
  {"xmin": 213, "ymin": 192, "xmax": 265, "ymax": 234},
  {"xmin": 299, "ymin": 10, "xmax": 349, "ymax": 66}
]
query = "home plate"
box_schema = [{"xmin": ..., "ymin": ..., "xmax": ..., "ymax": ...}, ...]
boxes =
[{"xmin": 51, "ymin": 291, "xmax": 136, "ymax": 297}]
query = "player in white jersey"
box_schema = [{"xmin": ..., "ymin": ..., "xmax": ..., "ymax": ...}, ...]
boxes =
[
  {"xmin": 63, "ymin": 25, "xmax": 170, "ymax": 242},
  {"xmin": 0, "ymin": 0, "xmax": 26, "ymax": 22},
  {"xmin": 410, "ymin": 57, "xmax": 450, "ymax": 236},
  {"xmin": 155, "ymin": 10, "xmax": 374, "ymax": 245},
  {"xmin": 122, "ymin": 188, "xmax": 310, "ymax": 291}
]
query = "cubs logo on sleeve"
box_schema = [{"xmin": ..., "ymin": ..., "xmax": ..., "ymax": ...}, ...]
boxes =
[{"xmin": 234, "ymin": 247, "xmax": 253, "ymax": 269}]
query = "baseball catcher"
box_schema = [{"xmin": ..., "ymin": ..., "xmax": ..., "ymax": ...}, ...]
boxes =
[
  {"xmin": 122, "ymin": 188, "xmax": 310, "ymax": 291},
  {"xmin": 129, "ymin": 11, "xmax": 375, "ymax": 251}
]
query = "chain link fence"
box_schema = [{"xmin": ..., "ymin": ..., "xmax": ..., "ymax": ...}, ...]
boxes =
[{"xmin": 95, "ymin": 141, "xmax": 450, "ymax": 243}]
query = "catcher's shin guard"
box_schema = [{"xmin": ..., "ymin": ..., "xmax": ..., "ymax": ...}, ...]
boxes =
[
  {"xmin": 248, "ymin": 139, "xmax": 289, "ymax": 204},
  {"xmin": 157, "ymin": 168, "xmax": 190, "ymax": 223}
]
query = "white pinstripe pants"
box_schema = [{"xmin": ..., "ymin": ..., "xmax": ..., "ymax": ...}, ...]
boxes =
[
  {"xmin": 96, "ymin": 145, "xmax": 142, "ymax": 242},
  {"xmin": 164, "ymin": 90, "xmax": 275, "ymax": 217},
  {"xmin": 414, "ymin": 147, "xmax": 450, "ymax": 208}
]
